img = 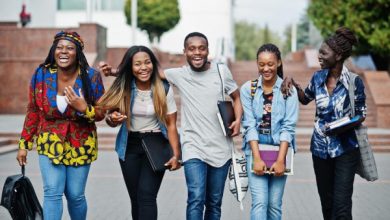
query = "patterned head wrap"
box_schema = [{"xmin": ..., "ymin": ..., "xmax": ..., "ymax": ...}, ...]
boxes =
[{"xmin": 54, "ymin": 31, "xmax": 84, "ymax": 50}]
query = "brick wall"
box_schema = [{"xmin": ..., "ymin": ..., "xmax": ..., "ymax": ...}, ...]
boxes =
[{"xmin": 0, "ymin": 22, "xmax": 107, "ymax": 113}]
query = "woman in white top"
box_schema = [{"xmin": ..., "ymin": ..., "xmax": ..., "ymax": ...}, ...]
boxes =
[{"xmin": 97, "ymin": 46, "xmax": 181, "ymax": 220}]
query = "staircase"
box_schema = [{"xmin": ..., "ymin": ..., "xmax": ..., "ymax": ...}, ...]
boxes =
[{"xmin": 2, "ymin": 55, "xmax": 389, "ymax": 155}]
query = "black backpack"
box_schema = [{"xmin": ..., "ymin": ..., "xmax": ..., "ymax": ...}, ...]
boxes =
[{"xmin": 1, "ymin": 166, "xmax": 43, "ymax": 220}]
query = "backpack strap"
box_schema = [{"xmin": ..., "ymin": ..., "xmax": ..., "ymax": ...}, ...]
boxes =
[
  {"xmin": 249, "ymin": 79, "xmax": 259, "ymax": 121},
  {"xmin": 250, "ymin": 79, "xmax": 258, "ymax": 101}
]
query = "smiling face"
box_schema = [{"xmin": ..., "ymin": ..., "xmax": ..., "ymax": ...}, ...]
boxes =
[
  {"xmin": 184, "ymin": 36, "xmax": 209, "ymax": 72},
  {"xmin": 132, "ymin": 51, "xmax": 154, "ymax": 85},
  {"xmin": 257, "ymin": 51, "xmax": 280, "ymax": 83},
  {"xmin": 55, "ymin": 39, "xmax": 77, "ymax": 70},
  {"xmin": 318, "ymin": 42, "xmax": 338, "ymax": 69}
]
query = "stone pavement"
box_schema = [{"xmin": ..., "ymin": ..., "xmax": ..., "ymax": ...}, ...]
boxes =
[
  {"xmin": 1, "ymin": 115, "xmax": 390, "ymax": 219},
  {"xmin": 1, "ymin": 150, "xmax": 390, "ymax": 220}
]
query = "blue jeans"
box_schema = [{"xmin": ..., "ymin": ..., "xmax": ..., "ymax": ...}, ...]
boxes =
[
  {"xmin": 39, "ymin": 155, "xmax": 91, "ymax": 220},
  {"xmin": 184, "ymin": 159, "xmax": 231, "ymax": 220},
  {"xmin": 247, "ymin": 134, "xmax": 288, "ymax": 220}
]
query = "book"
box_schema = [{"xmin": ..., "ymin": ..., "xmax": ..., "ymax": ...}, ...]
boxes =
[
  {"xmin": 327, "ymin": 116, "xmax": 351, "ymax": 129},
  {"xmin": 141, "ymin": 133, "xmax": 173, "ymax": 172},
  {"xmin": 250, "ymin": 144, "xmax": 294, "ymax": 175},
  {"xmin": 217, "ymin": 100, "xmax": 235, "ymax": 136},
  {"xmin": 325, "ymin": 115, "xmax": 361, "ymax": 135}
]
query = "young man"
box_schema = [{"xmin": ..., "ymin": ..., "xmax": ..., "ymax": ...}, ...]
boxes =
[
  {"xmin": 99, "ymin": 32, "xmax": 242, "ymax": 220},
  {"xmin": 162, "ymin": 32, "xmax": 242, "ymax": 220}
]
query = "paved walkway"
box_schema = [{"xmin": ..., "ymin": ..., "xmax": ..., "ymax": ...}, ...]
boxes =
[
  {"xmin": 1, "ymin": 115, "xmax": 390, "ymax": 219},
  {"xmin": 1, "ymin": 151, "xmax": 389, "ymax": 220}
]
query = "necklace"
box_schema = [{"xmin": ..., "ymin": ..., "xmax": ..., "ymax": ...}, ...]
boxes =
[{"xmin": 137, "ymin": 89, "xmax": 151, "ymax": 102}]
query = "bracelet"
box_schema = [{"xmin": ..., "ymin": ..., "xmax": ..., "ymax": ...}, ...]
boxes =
[{"xmin": 172, "ymin": 156, "xmax": 183, "ymax": 164}]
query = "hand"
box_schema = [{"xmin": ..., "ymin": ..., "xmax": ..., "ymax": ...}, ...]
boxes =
[
  {"xmin": 64, "ymin": 87, "xmax": 88, "ymax": 113},
  {"xmin": 252, "ymin": 158, "xmax": 266, "ymax": 176},
  {"xmin": 165, "ymin": 156, "xmax": 182, "ymax": 171},
  {"xmin": 16, "ymin": 149, "xmax": 28, "ymax": 166},
  {"xmin": 270, "ymin": 160, "xmax": 286, "ymax": 176},
  {"xmin": 229, "ymin": 120, "xmax": 240, "ymax": 137},
  {"xmin": 98, "ymin": 61, "xmax": 117, "ymax": 77},
  {"xmin": 108, "ymin": 111, "xmax": 127, "ymax": 125},
  {"xmin": 281, "ymin": 76, "xmax": 295, "ymax": 98}
]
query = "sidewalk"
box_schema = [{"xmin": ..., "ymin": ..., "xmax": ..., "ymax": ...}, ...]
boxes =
[
  {"xmin": 1, "ymin": 151, "xmax": 389, "ymax": 219},
  {"xmin": 1, "ymin": 115, "xmax": 390, "ymax": 219}
]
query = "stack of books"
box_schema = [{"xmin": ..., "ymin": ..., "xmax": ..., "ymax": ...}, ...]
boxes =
[{"xmin": 325, "ymin": 115, "xmax": 361, "ymax": 135}]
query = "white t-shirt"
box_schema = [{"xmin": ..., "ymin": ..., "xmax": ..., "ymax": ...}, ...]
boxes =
[
  {"xmin": 130, "ymin": 86, "xmax": 177, "ymax": 131},
  {"xmin": 56, "ymin": 95, "xmax": 68, "ymax": 113},
  {"xmin": 165, "ymin": 62, "xmax": 238, "ymax": 167}
]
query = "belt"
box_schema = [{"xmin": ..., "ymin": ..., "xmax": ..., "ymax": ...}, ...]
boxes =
[
  {"xmin": 259, "ymin": 128, "xmax": 271, "ymax": 135},
  {"xmin": 129, "ymin": 130, "xmax": 162, "ymax": 138}
]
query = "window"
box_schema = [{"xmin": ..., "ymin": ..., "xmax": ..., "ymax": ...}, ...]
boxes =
[
  {"xmin": 58, "ymin": 0, "xmax": 86, "ymax": 10},
  {"xmin": 57, "ymin": 0, "xmax": 125, "ymax": 11}
]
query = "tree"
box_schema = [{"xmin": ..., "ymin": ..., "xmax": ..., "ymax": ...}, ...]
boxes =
[
  {"xmin": 308, "ymin": 0, "xmax": 390, "ymax": 71},
  {"xmin": 296, "ymin": 14, "xmax": 310, "ymax": 51},
  {"xmin": 235, "ymin": 21, "xmax": 282, "ymax": 60},
  {"xmin": 124, "ymin": 0, "xmax": 180, "ymax": 44}
]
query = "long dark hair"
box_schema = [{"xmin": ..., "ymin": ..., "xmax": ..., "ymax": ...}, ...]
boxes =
[
  {"xmin": 256, "ymin": 43, "xmax": 283, "ymax": 79},
  {"xmin": 97, "ymin": 46, "xmax": 168, "ymax": 128}
]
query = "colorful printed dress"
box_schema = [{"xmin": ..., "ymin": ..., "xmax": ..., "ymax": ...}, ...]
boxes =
[{"xmin": 18, "ymin": 66, "xmax": 105, "ymax": 166}]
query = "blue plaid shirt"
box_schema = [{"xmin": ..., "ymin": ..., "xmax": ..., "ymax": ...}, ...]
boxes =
[{"xmin": 303, "ymin": 66, "xmax": 367, "ymax": 159}]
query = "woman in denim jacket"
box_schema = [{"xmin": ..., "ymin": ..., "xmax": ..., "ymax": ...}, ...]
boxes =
[
  {"xmin": 97, "ymin": 46, "xmax": 181, "ymax": 220},
  {"xmin": 240, "ymin": 44, "xmax": 299, "ymax": 220}
]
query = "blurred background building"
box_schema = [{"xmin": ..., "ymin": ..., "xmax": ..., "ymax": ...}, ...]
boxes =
[{"xmin": 0, "ymin": 0, "xmax": 235, "ymax": 60}]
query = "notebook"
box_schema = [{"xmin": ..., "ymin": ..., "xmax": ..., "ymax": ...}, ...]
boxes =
[
  {"xmin": 141, "ymin": 133, "xmax": 173, "ymax": 172},
  {"xmin": 217, "ymin": 100, "xmax": 235, "ymax": 136},
  {"xmin": 325, "ymin": 115, "xmax": 361, "ymax": 135},
  {"xmin": 250, "ymin": 144, "xmax": 294, "ymax": 175}
]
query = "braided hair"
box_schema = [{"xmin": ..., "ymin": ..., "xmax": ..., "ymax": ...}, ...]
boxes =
[
  {"xmin": 325, "ymin": 27, "xmax": 358, "ymax": 62},
  {"xmin": 39, "ymin": 31, "xmax": 93, "ymax": 105},
  {"xmin": 256, "ymin": 43, "xmax": 283, "ymax": 78}
]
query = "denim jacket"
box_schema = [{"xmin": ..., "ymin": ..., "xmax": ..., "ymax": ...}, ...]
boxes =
[
  {"xmin": 115, "ymin": 80, "xmax": 168, "ymax": 161},
  {"xmin": 240, "ymin": 76, "xmax": 299, "ymax": 155}
]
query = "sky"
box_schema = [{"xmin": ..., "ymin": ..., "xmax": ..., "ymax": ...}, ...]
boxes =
[{"xmin": 234, "ymin": 0, "xmax": 309, "ymax": 36}]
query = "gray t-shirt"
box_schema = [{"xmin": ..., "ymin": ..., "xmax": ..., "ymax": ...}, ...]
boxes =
[{"xmin": 165, "ymin": 62, "xmax": 238, "ymax": 167}]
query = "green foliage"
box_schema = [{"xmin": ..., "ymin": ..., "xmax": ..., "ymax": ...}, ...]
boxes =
[
  {"xmin": 297, "ymin": 14, "xmax": 310, "ymax": 51},
  {"xmin": 235, "ymin": 21, "xmax": 282, "ymax": 60},
  {"xmin": 308, "ymin": 0, "xmax": 390, "ymax": 57},
  {"xmin": 282, "ymin": 25, "xmax": 292, "ymax": 56},
  {"xmin": 124, "ymin": 0, "xmax": 180, "ymax": 43}
]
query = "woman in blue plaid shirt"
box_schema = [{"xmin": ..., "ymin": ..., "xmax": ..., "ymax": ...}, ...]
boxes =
[{"xmin": 284, "ymin": 27, "xmax": 366, "ymax": 220}]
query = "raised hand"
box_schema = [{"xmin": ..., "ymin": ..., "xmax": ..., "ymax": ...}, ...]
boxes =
[
  {"xmin": 64, "ymin": 87, "xmax": 88, "ymax": 113},
  {"xmin": 98, "ymin": 61, "xmax": 117, "ymax": 77}
]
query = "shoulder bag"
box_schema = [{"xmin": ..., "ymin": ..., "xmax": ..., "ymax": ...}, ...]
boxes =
[{"xmin": 349, "ymin": 73, "xmax": 378, "ymax": 181}]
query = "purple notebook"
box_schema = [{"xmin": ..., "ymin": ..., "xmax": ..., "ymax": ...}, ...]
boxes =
[
  {"xmin": 251, "ymin": 144, "xmax": 294, "ymax": 175},
  {"xmin": 259, "ymin": 150, "xmax": 282, "ymax": 168}
]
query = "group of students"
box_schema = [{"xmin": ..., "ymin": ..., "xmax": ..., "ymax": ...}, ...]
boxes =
[{"xmin": 16, "ymin": 26, "xmax": 365, "ymax": 220}]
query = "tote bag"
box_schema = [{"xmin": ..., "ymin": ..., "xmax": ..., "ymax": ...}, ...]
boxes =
[{"xmin": 349, "ymin": 73, "xmax": 378, "ymax": 181}]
